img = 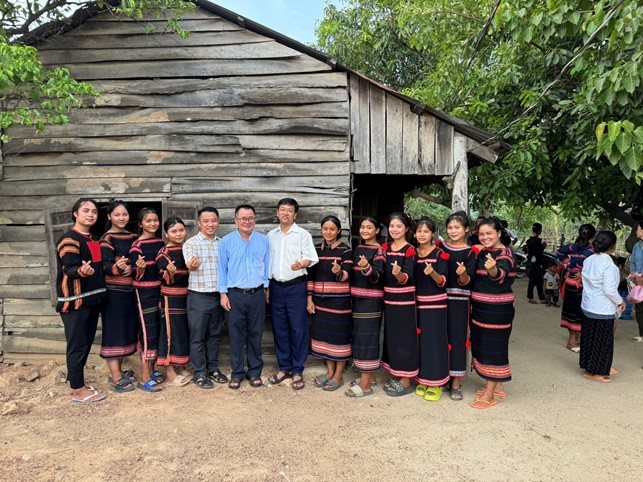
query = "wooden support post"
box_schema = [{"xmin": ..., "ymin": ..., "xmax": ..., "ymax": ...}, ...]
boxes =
[{"xmin": 451, "ymin": 133, "xmax": 469, "ymax": 214}]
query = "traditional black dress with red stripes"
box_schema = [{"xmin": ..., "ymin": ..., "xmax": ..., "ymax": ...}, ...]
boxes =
[
  {"xmin": 308, "ymin": 240, "xmax": 353, "ymax": 361},
  {"xmin": 130, "ymin": 237, "xmax": 164, "ymax": 362},
  {"xmin": 351, "ymin": 244, "xmax": 386, "ymax": 372},
  {"xmin": 436, "ymin": 241, "xmax": 477, "ymax": 378},
  {"xmin": 415, "ymin": 246, "xmax": 450, "ymax": 387},
  {"xmin": 100, "ymin": 231, "xmax": 138, "ymax": 359},
  {"xmin": 557, "ymin": 242, "xmax": 595, "ymax": 334},
  {"xmin": 156, "ymin": 244, "xmax": 190, "ymax": 366},
  {"xmin": 381, "ymin": 242, "xmax": 418, "ymax": 378},
  {"xmin": 470, "ymin": 247, "xmax": 516, "ymax": 382}
]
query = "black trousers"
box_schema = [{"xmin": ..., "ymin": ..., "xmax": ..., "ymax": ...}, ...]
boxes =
[
  {"xmin": 227, "ymin": 289, "xmax": 265, "ymax": 379},
  {"xmin": 527, "ymin": 262, "xmax": 545, "ymax": 300},
  {"xmin": 61, "ymin": 305, "xmax": 101, "ymax": 389},
  {"xmin": 187, "ymin": 291, "xmax": 224, "ymax": 377}
]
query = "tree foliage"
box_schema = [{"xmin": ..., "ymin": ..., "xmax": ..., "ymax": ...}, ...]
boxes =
[
  {"xmin": 316, "ymin": 0, "xmax": 643, "ymax": 225},
  {"xmin": 0, "ymin": 0, "xmax": 194, "ymax": 142}
]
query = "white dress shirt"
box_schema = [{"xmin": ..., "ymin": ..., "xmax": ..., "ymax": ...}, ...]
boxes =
[
  {"xmin": 267, "ymin": 223, "xmax": 318, "ymax": 282},
  {"xmin": 581, "ymin": 253, "xmax": 622, "ymax": 317}
]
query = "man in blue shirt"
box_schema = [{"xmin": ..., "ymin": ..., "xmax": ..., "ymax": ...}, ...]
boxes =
[{"xmin": 218, "ymin": 205, "xmax": 270, "ymax": 389}]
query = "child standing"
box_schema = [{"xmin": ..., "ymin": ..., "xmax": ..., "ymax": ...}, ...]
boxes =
[{"xmin": 543, "ymin": 263, "xmax": 560, "ymax": 307}]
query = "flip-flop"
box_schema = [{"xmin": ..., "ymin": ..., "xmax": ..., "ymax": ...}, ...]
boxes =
[
  {"xmin": 168, "ymin": 373, "xmax": 191, "ymax": 387},
  {"xmin": 137, "ymin": 379, "xmax": 163, "ymax": 392},
  {"xmin": 313, "ymin": 374, "xmax": 329, "ymax": 388},
  {"xmin": 322, "ymin": 379, "xmax": 345, "ymax": 392},
  {"xmin": 582, "ymin": 372, "xmax": 611, "ymax": 383},
  {"xmin": 109, "ymin": 378, "xmax": 135, "ymax": 393},
  {"xmin": 424, "ymin": 387, "xmax": 442, "ymax": 401},
  {"xmin": 345, "ymin": 385, "xmax": 373, "ymax": 398},
  {"xmin": 470, "ymin": 398, "xmax": 498, "ymax": 409},
  {"xmin": 475, "ymin": 388, "xmax": 507, "ymax": 398},
  {"xmin": 349, "ymin": 378, "xmax": 377, "ymax": 387},
  {"xmin": 71, "ymin": 388, "xmax": 106, "ymax": 404}
]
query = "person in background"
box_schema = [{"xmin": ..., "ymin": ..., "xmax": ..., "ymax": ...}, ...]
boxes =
[
  {"xmin": 580, "ymin": 231, "xmax": 625, "ymax": 382},
  {"xmin": 56, "ymin": 198, "xmax": 106, "ymax": 404},
  {"xmin": 183, "ymin": 207, "xmax": 228, "ymax": 389},
  {"xmin": 629, "ymin": 221, "xmax": 643, "ymax": 342},
  {"xmin": 267, "ymin": 198, "xmax": 319, "ymax": 390},
  {"xmin": 218, "ymin": 205, "xmax": 270, "ymax": 389},
  {"xmin": 543, "ymin": 262, "xmax": 560, "ymax": 308},
  {"xmin": 526, "ymin": 222, "xmax": 547, "ymax": 304}
]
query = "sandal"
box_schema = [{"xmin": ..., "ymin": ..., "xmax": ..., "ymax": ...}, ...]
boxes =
[
  {"xmin": 150, "ymin": 371, "xmax": 165, "ymax": 384},
  {"xmin": 322, "ymin": 379, "xmax": 344, "ymax": 392},
  {"xmin": 194, "ymin": 374, "xmax": 214, "ymax": 389},
  {"xmin": 229, "ymin": 378, "xmax": 242, "ymax": 390},
  {"xmin": 349, "ymin": 378, "xmax": 377, "ymax": 387},
  {"xmin": 345, "ymin": 385, "xmax": 373, "ymax": 398},
  {"xmin": 71, "ymin": 387, "xmax": 106, "ymax": 404},
  {"xmin": 415, "ymin": 384, "xmax": 427, "ymax": 397},
  {"xmin": 137, "ymin": 379, "xmax": 162, "ymax": 393},
  {"xmin": 475, "ymin": 387, "xmax": 506, "ymax": 398},
  {"xmin": 107, "ymin": 370, "xmax": 136, "ymax": 384},
  {"xmin": 208, "ymin": 370, "xmax": 228, "ymax": 384},
  {"xmin": 384, "ymin": 379, "xmax": 414, "ymax": 397},
  {"xmin": 424, "ymin": 387, "xmax": 442, "ymax": 401},
  {"xmin": 450, "ymin": 388, "xmax": 463, "ymax": 401},
  {"xmin": 470, "ymin": 397, "xmax": 498, "ymax": 409},
  {"xmin": 313, "ymin": 374, "xmax": 329, "ymax": 388},
  {"xmin": 110, "ymin": 377, "xmax": 135, "ymax": 393},
  {"xmin": 291, "ymin": 374, "xmax": 305, "ymax": 390},
  {"xmin": 247, "ymin": 376, "xmax": 263, "ymax": 388},
  {"xmin": 268, "ymin": 371, "xmax": 293, "ymax": 385},
  {"xmin": 168, "ymin": 373, "xmax": 192, "ymax": 387}
]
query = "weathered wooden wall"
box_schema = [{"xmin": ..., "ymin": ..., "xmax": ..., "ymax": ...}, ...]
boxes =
[{"xmin": 0, "ymin": 9, "xmax": 350, "ymax": 356}]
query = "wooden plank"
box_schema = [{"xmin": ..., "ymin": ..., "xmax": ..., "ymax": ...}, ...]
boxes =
[
  {"xmin": 7, "ymin": 117, "xmax": 349, "ymax": 139},
  {"xmin": 0, "ymin": 285, "xmax": 50, "ymax": 299},
  {"xmin": 3, "ymin": 299, "xmax": 57, "ymax": 316},
  {"xmin": 451, "ymin": 133, "xmax": 469, "ymax": 213},
  {"xmin": 3, "ymin": 315, "xmax": 62, "ymax": 328},
  {"xmin": 467, "ymin": 139, "xmax": 499, "ymax": 164},
  {"xmin": 86, "ymin": 9, "xmax": 219, "ymax": 21},
  {"xmin": 65, "ymin": 19, "xmax": 242, "ymax": 35},
  {"xmin": 89, "ymin": 72, "xmax": 348, "ymax": 94},
  {"xmin": 0, "ymin": 266, "xmax": 49, "ymax": 285},
  {"xmin": 349, "ymin": 74, "xmax": 360, "ymax": 164},
  {"xmin": 0, "ymin": 225, "xmax": 45, "ymax": 242},
  {"xmin": 0, "ymin": 210, "xmax": 44, "ymax": 225},
  {"xmin": 385, "ymin": 94, "xmax": 404, "ymax": 175},
  {"xmin": 4, "ymin": 148, "xmax": 347, "ymax": 168},
  {"xmin": 173, "ymin": 192, "xmax": 349, "ymax": 208},
  {"xmin": 0, "ymin": 178, "xmax": 171, "ymax": 196},
  {"xmin": 1, "ymin": 330, "xmax": 103, "ymax": 355},
  {"xmin": 353, "ymin": 78, "xmax": 371, "ymax": 173},
  {"xmin": 172, "ymin": 176, "xmax": 350, "ymax": 194},
  {"xmin": 418, "ymin": 115, "xmax": 436, "ymax": 175},
  {"xmin": 402, "ymin": 108, "xmax": 419, "ymax": 175},
  {"xmin": 4, "ymin": 134, "xmax": 345, "ymax": 154},
  {"xmin": 0, "ymin": 255, "xmax": 48, "ymax": 268},
  {"xmin": 0, "ymin": 242, "xmax": 48, "ymax": 256},
  {"xmin": 39, "ymin": 42, "xmax": 303, "ymax": 64},
  {"xmin": 162, "ymin": 201, "xmax": 201, "ymax": 240},
  {"xmin": 63, "ymin": 103, "xmax": 349, "ymax": 124},
  {"xmin": 0, "ymin": 194, "xmax": 167, "ymax": 211},
  {"xmin": 40, "ymin": 30, "xmax": 271, "ymax": 50},
  {"xmin": 215, "ymin": 206, "xmax": 348, "ymax": 225},
  {"xmin": 64, "ymin": 58, "xmax": 332, "ymax": 80},
  {"xmin": 369, "ymin": 86, "xmax": 386, "ymax": 174},
  {"xmin": 434, "ymin": 120, "xmax": 454, "ymax": 176}
]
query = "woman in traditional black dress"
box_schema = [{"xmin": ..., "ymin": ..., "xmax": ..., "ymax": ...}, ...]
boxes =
[
  {"xmin": 156, "ymin": 217, "xmax": 192, "ymax": 387},
  {"xmin": 307, "ymin": 215, "xmax": 353, "ymax": 391},
  {"xmin": 130, "ymin": 207, "xmax": 165, "ymax": 392},
  {"xmin": 469, "ymin": 217, "xmax": 516, "ymax": 410},
  {"xmin": 381, "ymin": 212, "xmax": 418, "ymax": 397},
  {"xmin": 345, "ymin": 216, "xmax": 385, "ymax": 398},
  {"xmin": 100, "ymin": 200, "xmax": 138, "ymax": 393},
  {"xmin": 436, "ymin": 211, "xmax": 477, "ymax": 401},
  {"xmin": 414, "ymin": 218, "xmax": 449, "ymax": 402}
]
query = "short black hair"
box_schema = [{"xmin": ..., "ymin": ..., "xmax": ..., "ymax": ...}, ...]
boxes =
[
  {"xmin": 235, "ymin": 205, "xmax": 255, "ymax": 216},
  {"xmin": 198, "ymin": 206, "xmax": 219, "ymax": 219},
  {"xmin": 277, "ymin": 198, "xmax": 299, "ymax": 213},
  {"xmin": 532, "ymin": 223, "xmax": 543, "ymax": 233}
]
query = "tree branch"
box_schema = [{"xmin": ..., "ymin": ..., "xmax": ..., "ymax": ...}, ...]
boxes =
[{"xmin": 600, "ymin": 202, "xmax": 635, "ymax": 227}]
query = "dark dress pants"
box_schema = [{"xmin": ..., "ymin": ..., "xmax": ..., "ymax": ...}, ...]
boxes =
[
  {"xmin": 187, "ymin": 291, "xmax": 224, "ymax": 377},
  {"xmin": 527, "ymin": 262, "xmax": 545, "ymax": 300},
  {"xmin": 228, "ymin": 289, "xmax": 265, "ymax": 379},
  {"xmin": 269, "ymin": 280, "xmax": 308, "ymax": 375},
  {"xmin": 61, "ymin": 305, "xmax": 101, "ymax": 389}
]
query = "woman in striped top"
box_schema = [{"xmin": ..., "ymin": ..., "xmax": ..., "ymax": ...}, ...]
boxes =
[
  {"xmin": 346, "ymin": 216, "xmax": 386, "ymax": 398},
  {"xmin": 100, "ymin": 200, "xmax": 138, "ymax": 393},
  {"xmin": 381, "ymin": 212, "xmax": 418, "ymax": 397},
  {"xmin": 156, "ymin": 217, "xmax": 192, "ymax": 387},
  {"xmin": 556, "ymin": 224, "xmax": 596, "ymax": 352},
  {"xmin": 308, "ymin": 215, "xmax": 353, "ymax": 391},
  {"xmin": 130, "ymin": 207, "xmax": 165, "ymax": 392}
]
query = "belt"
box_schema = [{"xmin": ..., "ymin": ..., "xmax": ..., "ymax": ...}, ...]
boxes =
[
  {"xmin": 188, "ymin": 290, "xmax": 220, "ymax": 297},
  {"xmin": 270, "ymin": 275, "xmax": 306, "ymax": 287},
  {"xmin": 229, "ymin": 286, "xmax": 264, "ymax": 295}
]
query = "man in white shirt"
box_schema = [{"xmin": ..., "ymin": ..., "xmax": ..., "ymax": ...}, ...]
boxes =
[{"xmin": 266, "ymin": 198, "xmax": 318, "ymax": 390}]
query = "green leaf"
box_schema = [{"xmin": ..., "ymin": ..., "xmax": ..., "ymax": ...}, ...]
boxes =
[
  {"xmin": 607, "ymin": 121, "xmax": 621, "ymax": 142},
  {"xmin": 596, "ymin": 122, "xmax": 607, "ymax": 141},
  {"xmin": 615, "ymin": 130, "xmax": 632, "ymax": 155}
]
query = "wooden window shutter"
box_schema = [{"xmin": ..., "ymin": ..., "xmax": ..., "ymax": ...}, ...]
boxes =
[
  {"xmin": 162, "ymin": 201, "xmax": 202, "ymax": 240},
  {"xmin": 44, "ymin": 208, "xmax": 74, "ymax": 307}
]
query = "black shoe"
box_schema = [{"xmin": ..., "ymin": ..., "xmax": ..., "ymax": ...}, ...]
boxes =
[
  {"xmin": 208, "ymin": 370, "xmax": 229, "ymax": 384},
  {"xmin": 194, "ymin": 374, "xmax": 214, "ymax": 389}
]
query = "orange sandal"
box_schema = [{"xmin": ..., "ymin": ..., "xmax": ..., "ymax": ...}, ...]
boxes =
[
  {"xmin": 475, "ymin": 388, "xmax": 507, "ymax": 398},
  {"xmin": 470, "ymin": 398, "xmax": 498, "ymax": 409}
]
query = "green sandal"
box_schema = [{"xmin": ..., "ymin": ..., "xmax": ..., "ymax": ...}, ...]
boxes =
[
  {"xmin": 424, "ymin": 386, "xmax": 442, "ymax": 401},
  {"xmin": 415, "ymin": 384, "xmax": 427, "ymax": 397}
]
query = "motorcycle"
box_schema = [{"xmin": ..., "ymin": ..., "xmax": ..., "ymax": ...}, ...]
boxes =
[{"xmin": 514, "ymin": 249, "xmax": 527, "ymax": 278}]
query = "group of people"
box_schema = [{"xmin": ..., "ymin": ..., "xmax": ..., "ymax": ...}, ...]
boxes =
[{"xmin": 55, "ymin": 195, "xmax": 631, "ymax": 408}]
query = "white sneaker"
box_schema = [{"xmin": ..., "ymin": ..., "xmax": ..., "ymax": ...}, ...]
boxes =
[{"xmin": 632, "ymin": 336, "xmax": 643, "ymax": 343}]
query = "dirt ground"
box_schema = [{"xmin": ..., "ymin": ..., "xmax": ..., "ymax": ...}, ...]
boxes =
[{"xmin": 1, "ymin": 278, "xmax": 642, "ymax": 482}]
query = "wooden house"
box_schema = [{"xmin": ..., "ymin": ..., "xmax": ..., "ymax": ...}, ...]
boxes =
[{"xmin": 0, "ymin": 0, "xmax": 509, "ymax": 359}]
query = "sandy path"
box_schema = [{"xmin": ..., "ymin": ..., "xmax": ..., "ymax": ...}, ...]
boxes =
[{"xmin": 1, "ymin": 278, "xmax": 642, "ymax": 481}]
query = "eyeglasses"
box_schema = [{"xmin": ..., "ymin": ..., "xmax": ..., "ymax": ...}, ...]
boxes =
[{"xmin": 236, "ymin": 216, "xmax": 256, "ymax": 223}]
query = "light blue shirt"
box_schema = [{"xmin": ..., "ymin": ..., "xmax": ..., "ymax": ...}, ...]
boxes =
[
  {"xmin": 630, "ymin": 240, "xmax": 643, "ymax": 274},
  {"xmin": 217, "ymin": 230, "xmax": 270, "ymax": 293}
]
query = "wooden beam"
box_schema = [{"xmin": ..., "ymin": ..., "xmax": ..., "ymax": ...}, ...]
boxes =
[
  {"xmin": 418, "ymin": 115, "xmax": 436, "ymax": 175},
  {"xmin": 386, "ymin": 94, "xmax": 404, "ymax": 175},
  {"xmin": 369, "ymin": 86, "xmax": 386, "ymax": 174},
  {"xmin": 451, "ymin": 133, "xmax": 469, "ymax": 213},
  {"xmin": 402, "ymin": 108, "xmax": 419, "ymax": 175},
  {"xmin": 434, "ymin": 119, "xmax": 454, "ymax": 176}
]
